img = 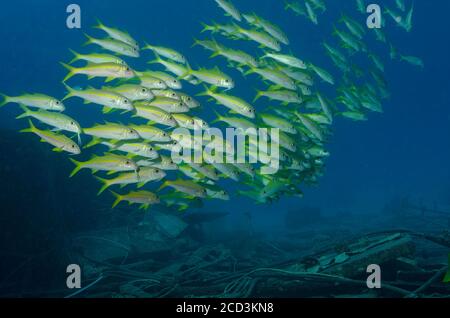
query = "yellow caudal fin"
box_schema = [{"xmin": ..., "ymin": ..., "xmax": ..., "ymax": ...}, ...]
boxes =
[
  {"xmin": 68, "ymin": 49, "xmax": 82, "ymax": 64},
  {"xmin": 69, "ymin": 158, "xmax": 83, "ymax": 178},
  {"xmin": 60, "ymin": 62, "xmax": 76, "ymax": 82},
  {"xmin": 15, "ymin": 105, "xmax": 31, "ymax": 119},
  {"xmin": 95, "ymin": 176, "xmax": 110, "ymax": 195},
  {"xmin": 0, "ymin": 93, "xmax": 11, "ymax": 107},
  {"xmin": 19, "ymin": 119, "xmax": 37, "ymax": 134},
  {"xmin": 109, "ymin": 191, "xmax": 123, "ymax": 208}
]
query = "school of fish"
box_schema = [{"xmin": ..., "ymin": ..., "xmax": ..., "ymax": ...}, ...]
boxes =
[{"xmin": 0, "ymin": 0, "xmax": 423, "ymax": 211}]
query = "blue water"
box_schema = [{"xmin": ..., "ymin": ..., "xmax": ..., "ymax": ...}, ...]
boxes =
[{"xmin": 0, "ymin": 0, "xmax": 449, "ymax": 297}]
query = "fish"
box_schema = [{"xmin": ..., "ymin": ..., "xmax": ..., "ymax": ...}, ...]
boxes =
[
  {"xmin": 158, "ymin": 179, "xmax": 207, "ymax": 198},
  {"xmin": 133, "ymin": 104, "xmax": 178, "ymax": 127},
  {"xmin": 305, "ymin": 1, "xmax": 318, "ymax": 25},
  {"xmin": 262, "ymin": 53, "xmax": 307, "ymax": 69},
  {"xmin": 102, "ymin": 84, "xmax": 154, "ymax": 101},
  {"xmin": 94, "ymin": 19, "xmax": 139, "ymax": 49},
  {"xmin": 308, "ymin": 63, "xmax": 335, "ymax": 85},
  {"xmin": 16, "ymin": 106, "xmax": 82, "ymax": 143},
  {"xmin": 102, "ymin": 141, "xmax": 159, "ymax": 159},
  {"xmin": 260, "ymin": 113, "xmax": 297, "ymax": 134},
  {"xmin": 399, "ymin": 55, "xmax": 424, "ymax": 68},
  {"xmin": 138, "ymin": 75, "xmax": 168, "ymax": 90},
  {"xmin": 189, "ymin": 163, "xmax": 220, "ymax": 181},
  {"xmin": 84, "ymin": 34, "xmax": 139, "ymax": 57},
  {"xmin": 212, "ymin": 110, "xmax": 257, "ymax": 132},
  {"xmin": 135, "ymin": 98, "xmax": 189, "ymax": 113},
  {"xmin": 84, "ymin": 123, "xmax": 140, "ymax": 147},
  {"xmin": 0, "ymin": 93, "xmax": 65, "ymax": 111},
  {"xmin": 254, "ymin": 89, "xmax": 303, "ymax": 104},
  {"xmin": 245, "ymin": 13, "xmax": 290, "ymax": 45},
  {"xmin": 143, "ymin": 43, "xmax": 187, "ymax": 64},
  {"xmin": 63, "ymin": 84, "xmax": 133, "ymax": 112},
  {"xmin": 20, "ymin": 120, "xmax": 80, "ymax": 154},
  {"xmin": 61, "ymin": 62, "xmax": 135, "ymax": 82},
  {"xmin": 214, "ymin": 0, "xmax": 242, "ymax": 21},
  {"xmin": 187, "ymin": 67, "xmax": 234, "ymax": 89},
  {"xmin": 245, "ymin": 67, "xmax": 297, "ymax": 90},
  {"xmin": 140, "ymin": 155, "xmax": 178, "ymax": 171},
  {"xmin": 232, "ymin": 24, "xmax": 281, "ymax": 52},
  {"xmin": 198, "ymin": 86, "xmax": 255, "ymax": 119},
  {"xmin": 136, "ymin": 70, "xmax": 182, "ymax": 89},
  {"xmin": 68, "ymin": 49, "xmax": 128, "ymax": 66},
  {"xmin": 110, "ymin": 190, "xmax": 160, "ymax": 209},
  {"xmin": 128, "ymin": 125, "xmax": 171, "ymax": 142},
  {"xmin": 69, "ymin": 153, "xmax": 139, "ymax": 177},
  {"xmin": 96, "ymin": 167, "xmax": 166, "ymax": 195},
  {"xmin": 151, "ymin": 89, "xmax": 181, "ymax": 100}
]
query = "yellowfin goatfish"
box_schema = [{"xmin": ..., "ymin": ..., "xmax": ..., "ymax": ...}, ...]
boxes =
[
  {"xmin": 94, "ymin": 19, "xmax": 139, "ymax": 49},
  {"xmin": 187, "ymin": 67, "xmax": 234, "ymax": 89},
  {"xmin": 102, "ymin": 141, "xmax": 159, "ymax": 159},
  {"xmin": 110, "ymin": 190, "xmax": 160, "ymax": 209},
  {"xmin": 96, "ymin": 167, "xmax": 166, "ymax": 195},
  {"xmin": 0, "ymin": 93, "xmax": 64, "ymax": 111},
  {"xmin": 133, "ymin": 104, "xmax": 178, "ymax": 127},
  {"xmin": 61, "ymin": 62, "xmax": 135, "ymax": 82},
  {"xmin": 84, "ymin": 123, "xmax": 140, "ymax": 147},
  {"xmin": 159, "ymin": 179, "xmax": 208, "ymax": 198},
  {"xmin": 136, "ymin": 70, "xmax": 182, "ymax": 90},
  {"xmin": 143, "ymin": 43, "xmax": 186, "ymax": 64},
  {"xmin": 128, "ymin": 125, "xmax": 171, "ymax": 142},
  {"xmin": 84, "ymin": 34, "xmax": 139, "ymax": 57},
  {"xmin": 232, "ymin": 24, "xmax": 281, "ymax": 52},
  {"xmin": 102, "ymin": 84, "xmax": 154, "ymax": 101},
  {"xmin": 262, "ymin": 53, "xmax": 307, "ymax": 69},
  {"xmin": 20, "ymin": 120, "xmax": 80, "ymax": 154},
  {"xmin": 214, "ymin": 0, "xmax": 242, "ymax": 21},
  {"xmin": 16, "ymin": 106, "xmax": 82, "ymax": 144},
  {"xmin": 135, "ymin": 98, "xmax": 189, "ymax": 114},
  {"xmin": 198, "ymin": 86, "xmax": 255, "ymax": 118},
  {"xmin": 69, "ymin": 153, "xmax": 139, "ymax": 177},
  {"xmin": 63, "ymin": 84, "xmax": 133, "ymax": 112},
  {"xmin": 68, "ymin": 49, "xmax": 128, "ymax": 66}
]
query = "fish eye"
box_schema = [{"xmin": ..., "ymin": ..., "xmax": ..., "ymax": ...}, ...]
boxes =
[
  {"xmin": 55, "ymin": 101, "xmax": 60, "ymax": 105},
  {"xmin": 191, "ymin": 120, "xmax": 195, "ymax": 125},
  {"xmin": 126, "ymin": 67, "xmax": 130, "ymax": 71},
  {"xmin": 155, "ymin": 169, "xmax": 160, "ymax": 173},
  {"xmin": 225, "ymin": 79, "xmax": 229, "ymax": 83},
  {"xmin": 173, "ymin": 80, "xmax": 177, "ymax": 83},
  {"xmin": 126, "ymin": 160, "xmax": 131, "ymax": 165},
  {"xmin": 133, "ymin": 48, "xmax": 137, "ymax": 51},
  {"xmin": 187, "ymin": 97, "xmax": 191, "ymax": 101},
  {"xmin": 142, "ymin": 88, "xmax": 147, "ymax": 93},
  {"xmin": 179, "ymin": 103, "xmax": 183, "ymax": 107},
  {"xmin": 149, "ymin": 147, "xmax": 153, "ymax": 151},
  {"xmin": 129, "ymin": 130, "xmax": 134, "ymax": 134},
  {"xmin": 159, "ymin": 81, "xmax": 163, "ymax": 85},
  {"xmin": 124, "ymin": 100, "xmax": 128, "ymax": 104},
  {"xmin": 70, "ymin": 121, "xmax": 74, "ymax": 125},
  {"xmin": 71, "ymin": 145, "xmax": 75, "ymax": 148}
]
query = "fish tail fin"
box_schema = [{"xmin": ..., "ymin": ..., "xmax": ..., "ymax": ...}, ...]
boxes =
[
  {"xmin": 0, "ymin": 93, "xmax": 11, "ymax": 107},
  {"xmin": 62, "ymin": 83, "xmax": 75, "ymax": 101},
  {"xmin": 60, "ymin": 62, "xmax": 76, "ymax": 82},
  {"xmin": 85, "ymin": 137, "xmax": 101, "ymax": 149},
  {"xmin": 68, "ymin": 49, "xmax": 81, "ymax": 64},
  {"xmin": 243, "ymin": 67, "xmax": 255, "ymax": 77},
  {"xmin": 19, "ymin": 119, "xmax": 37, "ymax": 134},
  {"xmin": 253, "ymin": 90, "xmax": 263, "ymax": 103},
  {"xmin": 69, "ymin": 158, "xmax": 83, "ymax": 178},
  {"xmin": 157, "ymin": 180, "xmax": 169, "ymax": 192},
  {"xmin": 195, "ymin": 84, "xmax": 211, "ymax": 97},
  {"xmin": 200, "ymin": 22, "xmax": 212, "ymax": 33},
  {"xmin": 93, "ymin": 18, "xmax": 104, "ymax": 30},
  {"xmin": 142, "ymin": 42, "xmax": 153, "ymax": 51},
  {"xmin": 110, "ymin": 191, "xmax": 123, "ymax": 208},
  {"xmin": 15, "ymin": 105, "xmax": 31, "ymax": 119},
  {"xmin": 83, "ymin": 33, "xmax": 95, "ymax": 47},
  {"xmin": 95, "ymin": 176, "xmax": 110, "ymax": 196}
]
